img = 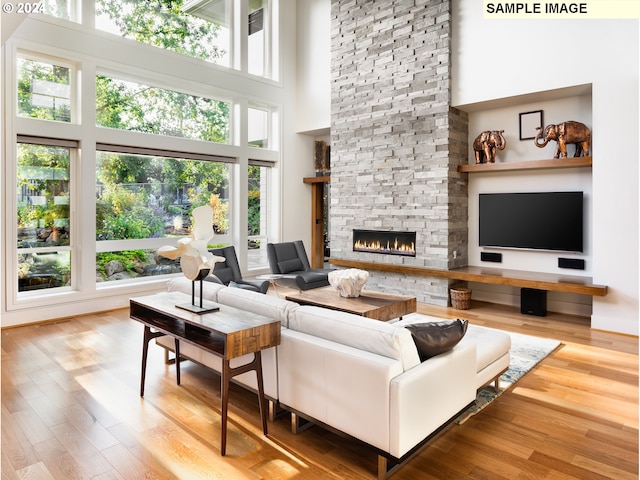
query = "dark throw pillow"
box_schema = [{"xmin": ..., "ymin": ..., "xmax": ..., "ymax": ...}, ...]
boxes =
[{"xmin": 405, "ymin": 319, "xmax": 469, "ymax": 361}]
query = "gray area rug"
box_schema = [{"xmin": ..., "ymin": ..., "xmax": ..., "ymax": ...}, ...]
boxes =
[{"xmin": 455, "ymin": 331, "xmax": 562, "ymax": 424}]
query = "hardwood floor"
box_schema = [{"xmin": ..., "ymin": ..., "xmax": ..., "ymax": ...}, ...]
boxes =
[{"xmin": 2, "ymin": 297, "xmax": 637, "ymax": 479}]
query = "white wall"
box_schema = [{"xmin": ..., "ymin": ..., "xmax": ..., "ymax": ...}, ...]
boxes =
[
  {"xmin": 279, "ymin": 1, "xmax": 313, "ymax": 246},
  {"xmin": 295, "ymin": 0, "xmax": 331, "ymax": 134},
  {"xmin": 453, "ymin": 2, "xmax": 639, "ymax": 334},
  {"xmin": 282, "ymin": 0, "xmax": 332, "ymax": 254}
]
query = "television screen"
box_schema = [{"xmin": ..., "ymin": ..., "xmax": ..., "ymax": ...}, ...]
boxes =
[{"xmin": 479, "ymin": 192, "xmax": 583, "ymax": 252}]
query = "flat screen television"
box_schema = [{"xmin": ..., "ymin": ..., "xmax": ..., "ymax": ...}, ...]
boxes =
[{"xmin": 479, "ymin": 191, "xmax": 584, "ymax": 252}]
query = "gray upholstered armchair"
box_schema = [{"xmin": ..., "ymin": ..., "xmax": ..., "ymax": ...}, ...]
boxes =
[
  {"xmin": 266, "ymin": 240, "xmax": 332, "ymax": 291},
  {"xmin": 206, "ymin": 246, "xmax": 270, "ymax": 294}
]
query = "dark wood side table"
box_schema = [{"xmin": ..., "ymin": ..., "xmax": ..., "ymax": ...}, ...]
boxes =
[{"xmin": 130, "ymin": 292, "xmax": 281, "ymax": 455}]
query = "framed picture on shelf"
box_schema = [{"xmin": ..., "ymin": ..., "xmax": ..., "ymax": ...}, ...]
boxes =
[{"xmin": 519, "ymin": 110, "xmax": 543, "ymax": 140}]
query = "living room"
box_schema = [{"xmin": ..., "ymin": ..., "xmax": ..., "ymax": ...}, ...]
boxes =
[{"xmin": 1, "ymin": 1, "xmax": 638, "ymax": 479}]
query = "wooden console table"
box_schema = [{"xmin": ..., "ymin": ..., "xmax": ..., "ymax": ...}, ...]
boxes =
[{"xmin": 130, "ymin": 292, "xmax": 281, "ymax": 455}]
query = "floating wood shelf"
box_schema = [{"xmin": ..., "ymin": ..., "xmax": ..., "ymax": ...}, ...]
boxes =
[
  {"xmin": 458, "ymin": 157, "xmax": 592, "ymax": 173},
  {"xmin": 303, "ymin": 175, "xmax": 330, "ymax": 183},
  {"xmin": 329, "ymin": 258, "xmax": 607, "ymax": 297}
]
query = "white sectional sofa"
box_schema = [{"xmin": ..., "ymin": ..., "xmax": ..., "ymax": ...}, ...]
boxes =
[{"xmin": 155, "ymin": 277, "xmax": 510, "ymax": 479}]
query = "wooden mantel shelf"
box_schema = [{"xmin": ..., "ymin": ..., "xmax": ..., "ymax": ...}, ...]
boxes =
[
  {"xmin": 329, "ymin": 258, "xmax": 607, "ymax": 297},
  {"xmin": 303, "ymin": 175, "xmax": 330, "ymax": 183},
  {"xmin": 458, "ymin": 156, "xmax": 592, "ymax": 173}
]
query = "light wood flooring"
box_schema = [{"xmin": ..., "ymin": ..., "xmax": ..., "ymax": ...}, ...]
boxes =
[{"xmin": 2, "ymin": 294, "xmax": 637, "ymax": 479}]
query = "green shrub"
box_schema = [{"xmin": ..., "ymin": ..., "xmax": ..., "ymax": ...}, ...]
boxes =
[
  {"xmin": 96, "ymin": 250, "xmax": 149, "ymax": 277},
  {"xmin": 97, "ymin": 185, "xmax": 165, "ymax": 239}
]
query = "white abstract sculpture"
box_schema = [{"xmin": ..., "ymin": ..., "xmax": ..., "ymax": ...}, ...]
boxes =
[
  {"xmin": 157, "ymin": 205, "xmax": 225, "ymax": 280},
  {"xmin": 328, "ymin": 268, "xmax": 369, "ymax": 298},
  {"xmin": 157, "ymin": 205, "xmax": 225, "ymax": 313}
]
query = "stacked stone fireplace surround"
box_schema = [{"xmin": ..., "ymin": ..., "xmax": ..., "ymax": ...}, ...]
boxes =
[{"xmin": 329, "ymin": 0, "xmax": 469, "ymax": 305}]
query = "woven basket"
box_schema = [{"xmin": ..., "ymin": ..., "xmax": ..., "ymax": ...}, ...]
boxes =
[{"xmin": 450, "ymin": 288, "xmax": 472, "ymax": 310}]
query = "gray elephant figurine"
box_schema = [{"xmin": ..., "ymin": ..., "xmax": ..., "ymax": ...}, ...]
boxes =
[
  {"xmin": 534, "ymin": 121, "xmax": 591, "ymax": 158},
  {"xmin": 473, "ymin": 130, "xmax": 506, "ymax": 164}
]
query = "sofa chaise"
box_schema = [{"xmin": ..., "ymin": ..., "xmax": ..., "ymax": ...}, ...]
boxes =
[{"xmin": 154, "ymin": 276, "xmax": 511, "ymax": 479}]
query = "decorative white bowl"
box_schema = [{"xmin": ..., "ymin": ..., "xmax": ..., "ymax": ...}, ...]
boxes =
[{"xmin": 328, "ymin": 268, "xmax": 369, "ymax": 298}]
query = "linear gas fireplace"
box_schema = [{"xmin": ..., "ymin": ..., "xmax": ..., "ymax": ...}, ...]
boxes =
[{"xmin": 353, "ymin": 229, "xmax": 416, "ymax": 257}]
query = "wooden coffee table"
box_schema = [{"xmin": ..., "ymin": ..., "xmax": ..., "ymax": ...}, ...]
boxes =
[{"xmin": 285, "ymin": 287, "xmax": 416, "ymax": 321}]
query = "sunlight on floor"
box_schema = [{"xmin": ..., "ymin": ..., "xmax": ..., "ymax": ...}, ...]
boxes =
[
  {"xmin": 512, "ymin": 385, "xmax": 638, "ymax": 430},
  {"xmin": 75, "ymin": 370, "xmax": 308, "ymax": 479}
]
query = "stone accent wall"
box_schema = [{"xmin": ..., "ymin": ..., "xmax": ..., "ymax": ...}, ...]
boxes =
[{"xmin": 329, "ymin": 0, "xmax": 468, "ymax": 305}]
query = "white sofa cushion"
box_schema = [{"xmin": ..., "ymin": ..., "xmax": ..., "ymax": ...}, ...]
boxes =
[
  {"xmin": 216, "ymin": 286, "xmax": 299, "ymax": 328},
  {"xmin": 289, "ymin": 306, "xmax": 420, "ymax": 371},
  {"xmin": 463, "ymin": 324, "xmax": 511, "ymax": 371},
  {"xmin": 166, "ymin": 276, "xmax": 226, "ymax": 302}
]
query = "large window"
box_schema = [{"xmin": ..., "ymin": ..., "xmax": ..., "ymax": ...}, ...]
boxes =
[
  {"xmin": 96, "ymin": 75, "xmax": 230, "ymax": 143},
  {"xmin": 95, "ymin": 148, "xmax": 230, "ymax": 282},
  {"xmin": 95, "ymin": 0, "xmax": 230, "ymax": 67},
  {"xmin": 43, "ymin": 1, "xmax": 277, "ymax": 78},
  {"xmin": 7, "ymin": 6, "xmax": 282, "ymax": 316},
  {"xmin": 93, "ymin": 0, "xmax": 277, "ymax": 80},
  {"xmin": 17, "ymin": 140, "xmax": 75, "ymax": 292}
]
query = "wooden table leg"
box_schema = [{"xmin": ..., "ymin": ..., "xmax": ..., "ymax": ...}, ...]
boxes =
[
  {"xmin": 254, "ymin": 351, "xmax": 268, "ymax": 435},
  {"xmin": 140, "ymin": 326, "xmax": 151, "ymax": 397},
  {"xmin": 140, "ymin": 326, "xmax": 166, "ymax": 397},
  {"xmin": 219, "ymin": 352, "xmax": 268, "ymax": 456},
  {"xmin": 221, "ymin": 359, "xmax": 231, "ymax": 456},
  {"xmin": 175, "ymin": 339, "xmax": 181, "ymax": 386}
]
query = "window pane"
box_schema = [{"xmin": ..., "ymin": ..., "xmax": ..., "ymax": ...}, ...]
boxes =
[
  {"xmin": 248, "ymin": 107, "xmax": 269, "ymax": 148},
  {"xmin": 19, "ymin": 251, "xmax": 71, "ymax": 292},
  {"xmin": 18, "ymin": 58, "xmax": 71, "ymax": 122},
  {"xmin": 95, "ymin": 0, "xmax": 230, "ymax": 67},
  {"xmin": 247, "ymin": 164, "xmax": 269, "ymax": 269},
  {"xmin": 17, "ymin": 144, "xmax": 71, "ymax": 248},
  {"xmin": 96, "ymin": 75, "xmax": 230, "ymax": 143},
  {"xmin": 17, "ymin": 143, "xmax": 72, "ymax": 293},
  {"xmin": 248, "ymin": 1, "xmax": 267, "ymax": 76},
  {"xmin": 96, "ymin": 151, "xmax": 230, "ymax": 241}
]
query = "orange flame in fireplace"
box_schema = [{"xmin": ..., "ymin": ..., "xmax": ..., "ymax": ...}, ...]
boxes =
[{"xmin": 354, "ymin": 238, "xmax": 416, "ymax": 255}]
